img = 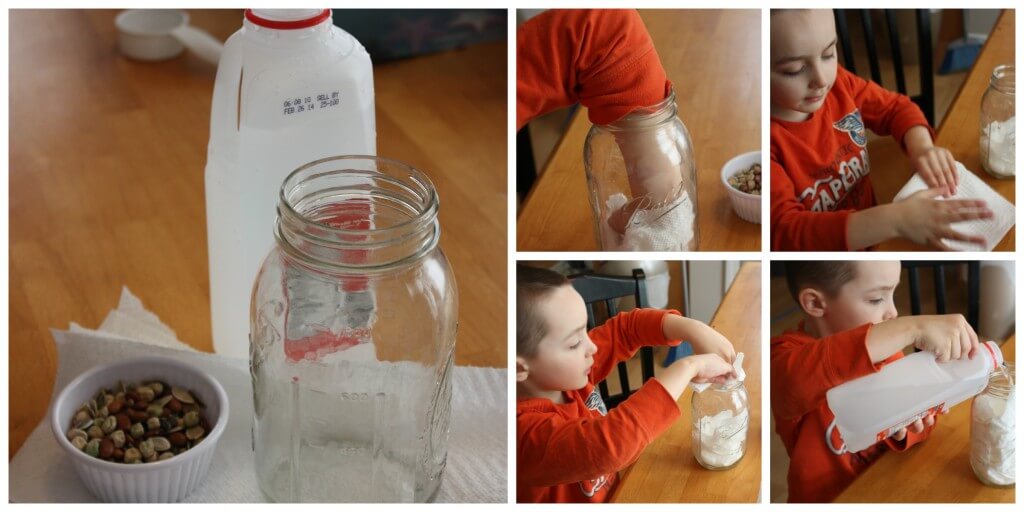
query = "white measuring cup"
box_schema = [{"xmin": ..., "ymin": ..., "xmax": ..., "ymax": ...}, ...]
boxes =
[{"xmin": 115, "ymin": 9, "xmax": 223, "ymax": 64}]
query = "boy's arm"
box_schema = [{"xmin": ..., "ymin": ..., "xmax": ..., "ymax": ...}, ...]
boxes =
[
  {"xmin": 840, "ymin": 66, "xmax": 933, "ymax": 151},
  {"xmin": 769, "ymin": 155, "xmax": 852, "ymax": 250},
  {"xmin": 771, "ymin": 324, "xmax": 882, "ymax": 420},
  {"xmin": 517, "ymin": 379, "xmax": 679, "ymax": 487},
  {"xmin": 588, "ymin": 309, "xmax": 682, "ymax": 385},
  {"xmin": 516, "ymin": 9, "xmax": 670, "ymax": 130}
]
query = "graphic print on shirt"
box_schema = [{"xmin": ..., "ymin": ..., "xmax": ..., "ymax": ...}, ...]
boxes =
[
  {"xmin": 796, "ymin": 109, "xmax": 872, "ymax": 212},
  {"xmin": 833, "ymin": 110, "xmax": 867, "ymax": 147},
  {"xmin": 585, "ymin": 387, "xmax": 608, "ymax": 416}
]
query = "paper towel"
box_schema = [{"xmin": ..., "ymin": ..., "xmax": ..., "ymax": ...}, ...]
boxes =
[{"xmin": 9, "ymin": 288, "xmax": 507, "ymax": 503}]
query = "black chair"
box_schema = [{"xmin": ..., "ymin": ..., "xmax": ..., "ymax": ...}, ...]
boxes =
[
  {"xmin": 901, "ymin": 261, "xmax": 980, "ymax": 331},
  {"xmin": 570, "ymin": 269, "xmax": 651, "ymax": 409},
  {"xmin": 517, "ymin": 127, "xmax": 537, "ymax": 199},
  {"xmin": 834, "ymin": 9, "xmax": 935, "ymax": 126}
]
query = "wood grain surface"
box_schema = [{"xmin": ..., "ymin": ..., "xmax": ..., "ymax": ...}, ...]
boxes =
[
  {"xmin": 835, "ymin": 336, "xmax": 1015, "ymax": 503},
  {"xmin": 517, "ymin": 9, "xmax": 761, "ymax": 251},
  {"xmin": 874, "ymin": 10, "xmax": 1015, "ymax": 251},
  {"xmin": 611, "ymin": 262, "xmax": 762, "ymax": 502},
  {"xmin": 8, "ymin": 9, "xmax": 507, "ymax": 458}
]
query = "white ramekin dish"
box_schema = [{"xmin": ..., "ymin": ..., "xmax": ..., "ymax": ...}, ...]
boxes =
[
  {"xmin": 50, "ymin": 356, "xmax": 229, "ymax": 503},
  {"xmin": 721, "ymin": 150, "xmax": 763, "ymax": 224}
]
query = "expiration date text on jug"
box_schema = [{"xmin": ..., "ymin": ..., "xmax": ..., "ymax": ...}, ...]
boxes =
[{"xmin": 282, "ymin": 91, "xmax": 341, "ymax": 115}]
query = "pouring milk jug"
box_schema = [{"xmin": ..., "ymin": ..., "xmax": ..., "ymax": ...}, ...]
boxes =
[{"xmin": 825, "ymin": 340, "xmax": 1004, "ymax": 454}]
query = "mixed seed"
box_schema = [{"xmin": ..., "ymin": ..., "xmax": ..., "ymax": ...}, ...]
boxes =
[
  {"xmin": 66, "ymin": 380, "xmax": 211, "ymax": 464},
  {"xmin": 728, "ymin": 163, "xmax": 761, "ymax": 195}
]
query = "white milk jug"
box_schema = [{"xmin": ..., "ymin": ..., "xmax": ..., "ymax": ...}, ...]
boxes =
[
  {"xmin": 825, "ymin": 341, "xmax": 1004, "ymax": 453},
  {"xmin": 205, "ymin": 9, "xmax": 375, "ymax": 358}
]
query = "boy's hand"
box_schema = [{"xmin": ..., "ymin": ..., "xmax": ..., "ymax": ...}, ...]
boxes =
[
  {"xmin": 910, "ymin": 314, "xmax": 981, "ymax": 363},
  {"xmin": 663, "ymin": 315, "xmax": 736, "ymax": 363},
  {"xmin": 685, "ymin": 353, "xmax": 737, "ymax": 383},
  {"xmin": 903, "ymin": 125, "xmax": 958, "ymax": 196},
  {"xmin": 910, "ymin": 145, "xmax": 959, "ymax": 197},
  {"xmin": 892, "ymin": 411, "xmax": 936, "ymax": 442},
  {"xmin": 654, "ymin": 353, "xmax": 736, "ymax": 400},
  {"xmin": 893, "ymin": 189, "xmax": 992, "ymax": 250}
]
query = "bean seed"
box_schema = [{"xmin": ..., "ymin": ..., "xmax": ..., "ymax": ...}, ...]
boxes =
[
  {"xmin": 71, "ymin": 436, "xmax": 87, "ymax": 450},
  {"xmin": 110, "ymin": 430, "xmax": 126, "ymax": 448},
  {"xmin": 99, "ymin": 438, "xmax": 114, "ymax": 459},
  {"xmin": 151, "ymin": 437, "xmax": 171, "ymax": 452},
  {"xmin": 124, "ymin": 447, "xmax": 141, "ymax": 463},
  {"xmin": 185, "ymin": 426, "xmax": 204, "ymax": 441},
  {"xmin": 67, "ymin": 428, "xmax": 87, "ymax": 442},
  {"xmin": 139, "ymin": 439, "xmax": 155, "ymax": 458},
  {"xmin": 101, "ymin": 416, "xmax": 117, "ymax": 434},
  {"xmin": 85, "ymin": 439, "xmax": 101, "ymax": 457},
  {"xmin": 171, "ymin": 387, "xmax": 195, "ymax": 404}
]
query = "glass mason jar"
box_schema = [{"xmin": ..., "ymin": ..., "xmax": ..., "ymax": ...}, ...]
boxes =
[
  {"xmin": 250, "ymin": 156, "xmax": 458, "ymax": 502},
  {"xmin": 691, "ymin": 380, "xmax": 749, "ymax": 470},
  {"xmin": 979, "ymin": 64, "xmax": 1015, "ymax": 178},
  {"xmin": 583, "ymin": 90, "xmax": 699, "ymax": 251},
  {"xmin": 970, "ymin": 362, "xmax": 1015, "ymax": 487}
]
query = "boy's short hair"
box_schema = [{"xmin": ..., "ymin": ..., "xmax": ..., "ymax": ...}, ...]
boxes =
[
  {"xmin": 517, "ymin": 264, "xmax": 570, "ymax": 357},
  {"xmin": 784, "ymin": 261, "xmax": 857, "ymax": 301}
]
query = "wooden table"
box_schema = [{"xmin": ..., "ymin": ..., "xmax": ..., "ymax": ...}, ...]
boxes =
[
  {"xmin": 875, "ymin": 9, "xmax": 1015, "ymax": 251},
  {"xmin": 517, "ymin": 10, "xmax": 761, "ymax": 251},
  {"xmin": 611, "ymin": 262, "xmax": 762, "ymax": 502},
  {"xmin": 836, "ymin": 336, "xmax": 1016, "ymax": 503},
  {"xmin": 8, "ymin": 10, "xmax": 507, "ymax": 458}
]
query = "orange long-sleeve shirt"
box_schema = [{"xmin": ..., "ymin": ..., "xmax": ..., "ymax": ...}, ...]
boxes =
[
  {"xmin": 516, "ymin": 9, "xmax": 671, "ymax": 130},
  {"xmin": 771, "ymin": 322, "xmax": 937, "ymax": 503},
  {"xmin": 770, "ymin": 66, "xmax": 933, "ymax": 251},
  {"xmin": 516, "ymin": 308, "xmax": 683, "ymax": 503}
]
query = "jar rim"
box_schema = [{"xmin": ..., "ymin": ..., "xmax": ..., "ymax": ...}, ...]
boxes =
[
  {"xmin": 278, "ymin": 155, "xmax": 439, "ymax": 237},
  {"xmin": 275, "ymin": 155, "xmax": 441, "ymax": 272},
  {"xmin": 595, "ymin": 89, "xmax": 678, "ymax": 131},
  {"xmin": 989, "ymin": 64, "xmax": 1015, "ymax": 94}
]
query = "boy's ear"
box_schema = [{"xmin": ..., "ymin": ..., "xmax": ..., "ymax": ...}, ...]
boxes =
[
  {"xmin": 798, "ymin": 288, "xmax": 828, "ymax": 318},
  {"xmin": 515, "ymin": 357, "xmax": 530, "ymax": 383}
]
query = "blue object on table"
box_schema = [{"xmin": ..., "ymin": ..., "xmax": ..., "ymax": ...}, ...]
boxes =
[
  {"xmin": 663, "ymin": 342, "xmax": 694, "ymax": 367},
  {"xmin": 333, "ymin": 9, "xmax": 506, "ymax": 62}
]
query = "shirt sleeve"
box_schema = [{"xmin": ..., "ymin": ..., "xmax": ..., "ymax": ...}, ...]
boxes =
[
  {"xmin": 770, "ymin": 324, "xmax": 880, "ymax": 420},
  {"xmin": 769, "ymin": 151, "xmax": 852, "ymax": 251},
  {"xmin": 516, "ymin": 379, "xmax": 679, "ymax": 487},
  {"xmin": 587, "ymin": 308, "xmax": 682, "ymax": 385},
  {"xmin": 838, "ymin": 66, "xmax": 934, "ymax": 152},
  {"xmin": 516, "ymin": 9, "xmax": 671, "ymax": 130}
]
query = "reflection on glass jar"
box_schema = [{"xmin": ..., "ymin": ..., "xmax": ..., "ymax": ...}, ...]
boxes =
[
  {"xmin": 250, "ymin": 156, "xmax": 458, "ymax": 502},
  {"xmin": 970, "ymin": 362, "xmax": 1014, "ymax": 487},
  {"xmin": 691, "ymin": 379, "xmax": 748, "ymax": 470},
  {"xmin": 979, "ymin": 64, "xmax": 1015, "ymax": 178},
  {"xmin": 583, "ymin": 90, "xmax": 699, "ymax": 251}
]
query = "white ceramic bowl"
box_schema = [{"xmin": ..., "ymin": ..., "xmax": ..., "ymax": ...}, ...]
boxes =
[
  {"xmin": 50, "ymin": 356, "xmax": 229, "ymax": 503},
  {"xmin": 721, "ymin": 151, "xmax": 763, "ymax": 224}
]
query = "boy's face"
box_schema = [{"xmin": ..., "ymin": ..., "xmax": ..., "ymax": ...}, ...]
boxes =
[
  {"xmin": 770, "ymin": 9, "xmax": 839, "ymax": 121},
  {"xmin": 813, "ymin": 261, "xmax": 901, "ymax": 335},
  {"xmin": 518, "ymin": 285, "xmax": 598, "ymax": 393}
]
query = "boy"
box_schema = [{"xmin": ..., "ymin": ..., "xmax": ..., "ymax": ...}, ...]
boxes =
[
  {"xmin": 770, "ymin": 9, "xmax": 993, "ymax": 251},
  {"xmin": 516, "ymin": 265, "xmax": 737, "ymax": 503},
  {"xmin": 772, "ymin": 261, "xmax": 981, "ymax": 502}
]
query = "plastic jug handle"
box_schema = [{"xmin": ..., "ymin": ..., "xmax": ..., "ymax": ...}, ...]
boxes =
[
  {"xmin": 825, "ymin": 419, "xmax": 847, "ymax": 455},
  {"xmin": 172, "ymin": 25, "xmax": 223, "ymax": 65}
]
